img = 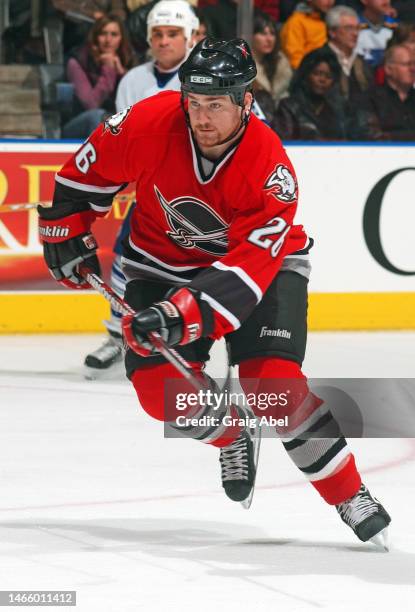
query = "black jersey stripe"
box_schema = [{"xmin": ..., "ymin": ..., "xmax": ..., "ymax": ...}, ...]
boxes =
[
  {"xmin": 189, "ymin": 265, "xmax": 259, "ymax": 328},
  {"xmin": 54, "ymin": 179, "xmax": 125, "ymax": 212}
]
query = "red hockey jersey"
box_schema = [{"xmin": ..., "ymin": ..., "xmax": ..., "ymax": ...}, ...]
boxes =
[{"xmin": 53, "ymin": 91, "xmax": 311, "ymax": 336}]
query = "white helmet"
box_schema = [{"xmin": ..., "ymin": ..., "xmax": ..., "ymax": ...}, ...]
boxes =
[{"xmin": 147, "ymin": 0, "xmax": 199, "ymax": 44}]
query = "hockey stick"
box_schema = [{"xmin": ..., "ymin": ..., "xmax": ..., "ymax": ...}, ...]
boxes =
[
  {"xmin": 79, "ymin": 265, "xmax": 208, "ymax": 392},
  {"xmin": 0, "ymin": 202, "xmax": 51, "ymax": 213},
  {"xmin": 80, "ymin": 265, "xmax": 260, "ymax": 508}
]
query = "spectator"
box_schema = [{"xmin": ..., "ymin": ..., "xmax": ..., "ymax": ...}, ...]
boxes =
[
  {"xmin": 251, "ymin": 10, "xmax": 292, "ymax": 121},
  {"xmin": 273, "ymin": 47, "xmax": 348, "ymax": 139},
  {"xmin": 375, "ymin": 22, "xmax": 415, "ymax": 84},
  {"xmin": 355, "ymin": 44, "xmax": 415, "ymax": 140},
  {"xmin": 355, "ymin": 0, "xmax": 397, "ymax": 67},
  {"xmin": 324, "ymin": 5, "xmax": 373, "ymax": 102},
  {"xmin": 387, "ymin": 22, "xmax": 415, "ymax": 61},
  {"xmin": 63, "ymin": 13, "xmax": 135, "ymax": 138},
  {"xmin": 280, "ymin": 0, "xmax": 335, "ymax": 69},
  {"xmin": 52, "ymin": 0, "xmax": 128, "ymax": 55},
  {"xmin": 116, "ymin": 0, "xmax": 198, "ymax": 110}
]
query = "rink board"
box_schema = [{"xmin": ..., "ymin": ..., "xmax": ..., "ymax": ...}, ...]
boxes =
[
  {"xmin": 1, "ymin": 140, "xmax": 414, "ymax": 331},
  {"xmin": 1, "ymin": 291, "xmax": 415, "ymax": 332}
]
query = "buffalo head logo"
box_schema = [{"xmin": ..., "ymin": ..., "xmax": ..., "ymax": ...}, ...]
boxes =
[
  {"xmin": 264, "ymin": 164, "xmax": 297, "ymax": 203},
  {"xmin": 104, "ymin": 106, "xmax": 132, "ymax": 135}
]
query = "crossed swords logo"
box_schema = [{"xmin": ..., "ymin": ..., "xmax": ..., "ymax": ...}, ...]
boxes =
[{"xmin": 154, "ymin": 186, "xmax": 228, "ymax": 255}]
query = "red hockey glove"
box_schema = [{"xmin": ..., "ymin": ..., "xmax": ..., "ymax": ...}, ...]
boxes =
[
  {"xmin": 38, "ymin": 203, "xmax": 100, "ymax": 289},
  {"xmin": 122, "ymin": 287, "xmax": 213, "ymax": 357}
]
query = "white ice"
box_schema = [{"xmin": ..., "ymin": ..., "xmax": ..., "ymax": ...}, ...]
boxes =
[{"xmin": 0, "ymin": 332, "xmax": 414, "ymax": 611}]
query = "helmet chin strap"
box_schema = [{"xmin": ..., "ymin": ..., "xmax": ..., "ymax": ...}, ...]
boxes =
[{"xmin": 213, "ymin": 107, "xmax": 249, "ymax": 146}]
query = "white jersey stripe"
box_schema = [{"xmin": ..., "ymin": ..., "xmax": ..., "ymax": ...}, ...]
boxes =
[
  {"xmin": 305, "ymin": 446, "xmax": 351, "ymax": 482},
  {"xmin": 212, "ymin": 261, "xmax": 263, "ymax": 303},
  {"xmin": 89, "ymin": 202, "xmax": 112, "ymax": 212},
  {"xmin": 55, "ymin": 174, "xmax": 123, "ymax": 194},
  {"xmin": 128, "ymin": 237, "xmax": 198, "ymax": 271},
  {"xmin": 200, "ymin": 292, "xmax": 241, "ymax": 330},
  {"xmin": 121, "ymin": 256, "xmax": 190, "ymax": 284}
]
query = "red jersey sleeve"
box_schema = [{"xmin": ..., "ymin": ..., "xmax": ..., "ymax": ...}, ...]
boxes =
[{"xmin": 51, "ymin": 104, "xmax": 146, "ymax": 218}]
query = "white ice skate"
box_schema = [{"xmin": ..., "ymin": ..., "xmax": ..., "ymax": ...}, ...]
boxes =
[{"xmin": 84, "ymin": 334, "xmax": 124, "ymax": 380}]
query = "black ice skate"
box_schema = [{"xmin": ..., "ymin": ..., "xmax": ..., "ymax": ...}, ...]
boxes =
[
  {"xmin": 219, "ymin": 417, "xmax": 261, "ymax": 509},
  {"xmin": 336, "ymin": 483, "xmax": 391, "ymax": 550},
  {"xmin": 84, "ymin": 333, "xmax": 123, "ymax": 378}
]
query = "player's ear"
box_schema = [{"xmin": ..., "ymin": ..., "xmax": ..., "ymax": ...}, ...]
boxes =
[{"xmin": 243, "ymin": 92, "xmax": 253, "ymax": 117}]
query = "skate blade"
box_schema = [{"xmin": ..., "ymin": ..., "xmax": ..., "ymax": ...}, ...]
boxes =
[
  {"xmin": 240, "ymin": 422, "xmax": 262, "ymax": 510},
  {"xmin": 83, "ymin": 359, "xmax": 125, "ymax": 381},
  {"xmin": 369, "ymin": 527, "xmax": 390, "ymax": 552}
]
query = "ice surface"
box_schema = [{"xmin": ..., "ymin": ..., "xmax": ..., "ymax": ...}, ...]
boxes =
[{"xmin": 0, "ymin": 332, "xmax": 414, "ymax": 611}]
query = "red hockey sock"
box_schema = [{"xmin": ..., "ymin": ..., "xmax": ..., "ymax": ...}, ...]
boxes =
[
  {"xmin": 131, "ymin": 362, "xmax": 204, "ymax": 421},
  {"xmin": 310, "ymin": 454, "xmax": 362, "ymax": 505},
  {"xmin": 131, "ymin": 362, "xmax": 241, "ymax": 447},
  {"xmin": 239, "ymin": 357, "xmax": 362, "ymax": 505}
]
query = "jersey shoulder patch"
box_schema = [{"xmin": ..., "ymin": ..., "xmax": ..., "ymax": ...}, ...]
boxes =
[
  {"xmin": 264, "ymin": 164, "xmax": 297, "ymax": 203},
  {"xmin": 104, "ymin": 106, "xmax": 132, "ymax": 135}
]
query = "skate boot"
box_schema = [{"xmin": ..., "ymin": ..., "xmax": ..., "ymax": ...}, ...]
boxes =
[
  {"xmin": 219, "ymin": 417, "xmax": 261, "ymax": 509},
  {"xmin": 84, "ymin": 332, "xmax": 123, "ymax": 378},
  {"xmin": 336, "ymin": 483, "xmax": 391, "ymax": 550}
]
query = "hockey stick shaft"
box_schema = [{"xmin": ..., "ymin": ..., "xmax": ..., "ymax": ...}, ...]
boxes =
[
  {"xmin": 0, "ymin": 202, "xmax": 50, "ymax": 213},
  {"xmin": 79, "ymin": 265, "xmax": 207, "ymax": 391}
]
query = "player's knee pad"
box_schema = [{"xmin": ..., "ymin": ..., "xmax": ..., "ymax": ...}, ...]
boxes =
[{"xmin": 131, "ymin": 361, "xmax": 204, "ymax": 421}]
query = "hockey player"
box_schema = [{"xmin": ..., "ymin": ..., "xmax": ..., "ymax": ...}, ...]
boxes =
[
  {"xmin": 84, "ymin": 0, "xmax": 199, "ymax": 374},
  {"xmin": 38, "ymin": 38, "xmax": 391, "ymax": 548},
  {"xmin": 116, "ymin": 0, "xmax": 199, "ymax": 109}
]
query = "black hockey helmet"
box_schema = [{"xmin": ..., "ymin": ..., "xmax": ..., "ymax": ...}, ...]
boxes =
[{"xmin": 179, "ymin": 37, "xmax": 257, "ymax": 107}]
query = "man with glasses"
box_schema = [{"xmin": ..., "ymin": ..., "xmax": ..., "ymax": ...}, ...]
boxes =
[{"xmin": 324, "ymin": 5, "xmax": 374, "ymax": 103}]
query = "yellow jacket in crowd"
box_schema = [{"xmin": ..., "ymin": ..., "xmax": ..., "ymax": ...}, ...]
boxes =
[{"xmin": 281, "ymin": 2, "xmax": 328, "ymax": 69}]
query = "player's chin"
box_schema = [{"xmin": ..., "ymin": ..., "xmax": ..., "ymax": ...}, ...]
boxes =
[{"xmin": 194, "ymin": 130, "xmax": 219, "ymax": 145}]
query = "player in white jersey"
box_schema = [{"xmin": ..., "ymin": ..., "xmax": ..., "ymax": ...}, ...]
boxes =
[
  {"xmin": 116, "ymin": 0, "xmax": 199, "ymax": 110},
  {"xmin": 84, "ymin": 0, "xmax": 199, "ymax": 374}
]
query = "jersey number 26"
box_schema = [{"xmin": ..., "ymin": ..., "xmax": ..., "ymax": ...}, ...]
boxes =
[{"xmin": 248, "ymin": 216, "xmax": 290, "ymax": 258}]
